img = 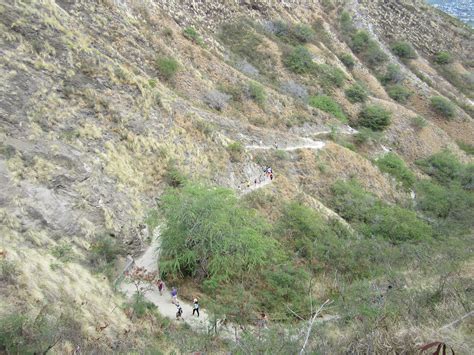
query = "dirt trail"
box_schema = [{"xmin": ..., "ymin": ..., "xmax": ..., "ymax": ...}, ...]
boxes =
[{"xmin": 245, "ymin": 138, "xmax": 326, "ymax": 151}]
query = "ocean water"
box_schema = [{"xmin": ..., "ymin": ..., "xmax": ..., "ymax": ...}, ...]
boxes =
[{"xmin": 426, "ymin": 0, "xmax": 474, "ymax": 26}]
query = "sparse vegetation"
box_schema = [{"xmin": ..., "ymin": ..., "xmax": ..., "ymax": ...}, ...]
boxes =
[
  {"xmin": 203, "ymin": 90, "xmax": 231, "ymax": 111},
  {"xmin": 345, "ymin": 83, "xmax": 368, "ymax": 103},
  {"xmin": 316, "ymin": 64, "xmax": 346, "ymax": 88},
  {"xmin": 155, "ymin": 56, "xmax": 179, "ymax": 81},
  {"xmin": 309, "ymin": 95, "xmax": 347, "ymax": 122},
  {"xmin": 379, "ymin": 64, "xmax": 404, "ymax": 85},
  {"xmin": 280, "ymin": 80, "xmax": 308, "ymax": 100},
  {"xmin": 183, "ymin": 26, "xmax": 204, "ymax": 46},
  {"xmin": 353, "ymin": 127, "xmax": 382, "ymax": 146},
  {"xmin": 358, "ymin": 105, "xmax": 391, "ymax": 131},
  {"xmin": 391, "ymin": 41, "xmax": 417, "ymax": 59},
  {"xmin": 430, "ymin": 96, "xmax": 456, "ymax": 118},
  {"xmin": 457, "ymin": 140, "xmax": 474, "ymax": 155},
  {"xmin": 387, "ymin": 84, "xmax": 412, "ymax": 103}
]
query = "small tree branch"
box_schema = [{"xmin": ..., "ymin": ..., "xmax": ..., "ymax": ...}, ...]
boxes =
[
  {"xmin": 299, "ymin": 299, "xmax": 332, "ymax": 355},
  {"xmin": 439, "ymin": 310, "xmax": 473, "ymax": 330}
]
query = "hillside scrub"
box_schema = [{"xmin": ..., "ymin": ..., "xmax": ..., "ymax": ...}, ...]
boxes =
[
  {"xmin": 330, "ymin": 180, "xmax": 433, "ymax": 243},
  {"xmin": 345, "ymin": 83, "xmax": 368, "ymax": 103},
  {"xmin": 309, "ymin": 95, "xmax": 347, "ymax": 122},
  {"xmin": 155, "ymin": 56, "xmax": 180, "ymax": 81},
  {"xmin": 375, "ymin": 153, "xmax": 415, "ymax": 190},
  {"xmin": 390, "ymin": 41, "xmax": 417, "ymax": 59},
  {"xmin": 339, "ymin": 53, "xmax": 355, "ymax": 69},
  {"xmin": 358, "ymin": 105, "xmax": 391, "ymax": 131},
  {"xmin": 434, "ymin": 51, "xmax": 453, "ymax": 64},
  {"xmin": 430, "ymin": 96, "xmax": 456, "ymax": 118},
  {"xmin": 269, "ymin": 21, "xmax": 316, "ymax": 44},
  {"xmin": 283, "ymin": 45, "xmax": 314, "ymax": 74},
  {"xmin": 387, "ymin": 84, "xmax": 412, "ymax": 103}
]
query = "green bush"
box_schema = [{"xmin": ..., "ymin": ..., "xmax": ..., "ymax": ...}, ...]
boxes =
[
  {"xmin": 164, "ymin": 162, "xmax": 187, "ymax": 188},
  {"xmin": 227, "ymin": 141, "xmax": 244, "ymax": 162},
  {"xmin": 330, "ymin": 180, "xmax": 432, "ymax": 243},
  {"xmin": 90, "ymin": 235, "xmax": 124, "ymax": 266},
  {"xmin": 387, "ymin": 84, "xmax": 412, "ymax": 103},
  {"xmin": 0, "ymin": 259, "xmax": 18, "ymax": 283},
  {"xmin": 339, "ymin": 53, "xmax": 355, "ymax": 69},
  {"xmin": 430, "ymin": 96, "xmax": 455, "ymax": 118},
  {"xmin": 155, "ymin": 56, "xmax": 179, "ymax": 81},
  {"xmin": 51, "ymin": 243, "xmax": 74, "ymax": 262},
  {"xmin": 457, "ymin": 140, "xmax": 474, "ymax": 155},
  {"xmin": 283, "ymin": 45, "xmax": 314, "ymax": 74},
  {"xmin": 379, "ymin": 64, "xmax": 404, "ymax": 85},
  {"xmin": 391, "ymin": 41, "xmax": 417, "ymax": 59},
  {"xmin": 350, "ymin": 30, "xmax": 370, "ymax": 53},
  {"xmin": 129, "ymin": 292, "xmax": 157, "ymax": 318},
  {"xmin": 416, "ymin": 150, "xmax": 462, "ymax": 185},
  {"xmin": 365, "ymin": 41, "xmax": 388, "ymax": 67},
  {"xmin": 309, "ymin": 95, "xmax": 347, "ymax": 122},
  {"xmin": 340, "ymin": 11, "xmax": 354, "ymax": 33},
  {"xmin": 159, "ymin": 184, "xmax": 277, "ymax": 284},
  {"xmin": 316, "ymin": 64, "xmax": 346, "ymax": 88},
  {"xmin": 375, "ymin": 153, "xmax": 416, "ymax": 189},
  {"xmin": 248, "ymin": 82, "xmax": 266, "ymax": 106},
  {"xmin": 434, "ymin": 51, "xmax": 452, "ymax": 65},
  {"xmin": 353, "ymin": 127, "xmax": 382, "ymax": 146},
  {"xmin": 410, "ymin": 115, "xmax": 428, "ymax": 129},
  {"xmin": 358, "ymin": 105, "xmax": 391, "ymax": 131},
  {"xmin": 345, "ymin": 83, "xmax": 368, "ymax": 103},
  {"xmin": 183, "ymin": 26, "xmax": 204, "ymax": 45},
  {"xmin": 292, "ymin": 24, "xmax": 316, "ymax": 43}
]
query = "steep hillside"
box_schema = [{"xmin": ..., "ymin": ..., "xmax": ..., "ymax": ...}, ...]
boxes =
[{"xmin": 1, "ymin": 0, "xmax": 473, "ymax": 353}]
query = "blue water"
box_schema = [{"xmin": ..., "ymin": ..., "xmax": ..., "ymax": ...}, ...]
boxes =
[{"xmin": 426, "ymin": 0, "xmax": 474, "ymax": 26}]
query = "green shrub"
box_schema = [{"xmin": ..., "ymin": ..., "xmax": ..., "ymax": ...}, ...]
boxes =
[
  {"xmin": 416, "ymin": 150, "xmax": 462, "ymax": 185},
  {"xmin": 434, "ymin": 51, "xmax": 452, "ymax": 65},
  {"xmin": 430, "ymin": 96, "xmax": 455, "ymax": 118},
  {"xmin": 183, "ymin": 26, "xmax": 203, "ymax": 45},
  {"xmin": 330, "ymin": 180, "xmax": 432, "ymax": 243},
  {"xmin": 410, "ymin": 115, "xmax": 427, "ymax": 129},
  {"xmin": 164, "ymin": 162, "xmax": 187, "ymax": 188},
  {"xmin": 227, "ymin": 141, "xmax": 245, "ymax": 162},
  {"xmin": 379, "ymin": 64, "xmax": 404, "ymax": 85},
  {"xmin": 339, "ymin": 53, "xmax": 355, "ymax": 69},
  {"xmin": 345, "ymin": 83, "xmax": 368, "ymax": 103},
  {"xmin": 365, "ymin": 41, "xmax": 388, "ymax": 67},
  {"xmin": 0, "ymin": 260, "xmax": 18, "ymax": 283},
  {"xmin": 90, "ymin": 235, "xmax": 124, "ymax": 268},
  {"xmin": 350, "ymin": 30, "xmax": 370, "ymax": 53},
  {"xmin": 274, "ymin": 149, "xmax": 289, "ymax": 160},
  {"xmin": 292, "ymin": 24, "xmax": 315, "ymax": 43},
  {"xmin": 155, "ymin": 56, "xmax": 179, "ymax": 81},
  {"xmin": 391, "ymin": 41, "xmax": 417, "ymax": 59},
  {"xmin": 283, "ymin": 45, "xmax": 314, "ymax": 74},
  {"xmin": 457, "ymin": 140, "xmax": 474, "ymax": 155},
  {"xmin": 129, "ymin": 292, "xmax": 157, "ymax": 318},
  {"xmin": 375, "ymin": 153, "xmax": 416, "ymax": 189},
  {"xmin": 340, "ymin": 11, "xmax": 354, "ymax": 33},
  {"xmin": 148, "ymin": 78, "xmax": 157, "ymax": 88},
  {"xmin": 309, "ymin": 95, "xmax": 347, "ymax": 122},
  {"xmin": 159, "ymin": 184, "xmax": 277, "ymax": 284},
  {"xmin": 51, "ymin": 243, "xmax": 74, "ymax": 262},
  {"xmin": 248, "ymin": 82, "xmax": 266, "ymax": 106},
  {"xmin": 353, "ymin": 127, "xmax": 382, "ymax": 146},
  {"xmin": 358, "ymin": 105, "xmax": 391, "ymax": 131},
  {"xmin": 316, "ymin": 64, "xmax": 346, "ymax": 88},
  {"xmin": 387, "ymin": 84, "xmax": 412, "ymax": 103}
]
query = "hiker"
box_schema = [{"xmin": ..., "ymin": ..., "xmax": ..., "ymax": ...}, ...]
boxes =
[
  {"xmin": 258, "ymin": 312, "xmax": 268, "ymax": 329},
  {"xmin": 270, "ymin": 172, "xmax": 273, "ymax": 181},
  {"xmin": 254, "ymin": 178, "xmax": 257, "ymax": 186},
  {"xmin": 274, "ymin": 141, "xmax": 278, "ymax": 149},
  {"xmin": 176, "ymin": 303, "xmax": 183, "ymax": 320},
  {"xmin": 247, "ymin": 181, "xmax": 251, "ymax": 188},
  {"xmin": 171, "ymin": 287, "xmax": 178, "ymax": 304},
  {"xmin": 157, "ymin": 279, "xmax": 164, "ymax": 296},
  {"xmin": 193, "ymin": 298, "xmax": 200, "ymax": 317}
]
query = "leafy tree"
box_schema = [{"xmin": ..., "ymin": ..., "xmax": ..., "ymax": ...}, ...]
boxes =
[{"xmin": 159, "ymin": 184, "xmax": 277, "ymax": 285}]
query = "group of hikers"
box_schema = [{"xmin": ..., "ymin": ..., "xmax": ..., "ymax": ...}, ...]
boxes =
[
  {"xmin": 170, "ymin": 286, "xmax": 200, "ymax": 320},
  {"xmin": 238, "ymin": 166, "xmax": 274, "ymax": 191}
]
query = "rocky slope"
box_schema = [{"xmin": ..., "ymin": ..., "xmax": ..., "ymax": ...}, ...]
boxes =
[{"xmin": 0, "ymin": 0, "xmax": 473, "ymax": 352}]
